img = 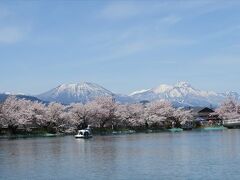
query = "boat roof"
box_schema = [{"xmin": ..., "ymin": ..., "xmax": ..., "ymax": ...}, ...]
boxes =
[{"xmin": 78, "ymin": 129, "xmax": 90, "ymax": 132}]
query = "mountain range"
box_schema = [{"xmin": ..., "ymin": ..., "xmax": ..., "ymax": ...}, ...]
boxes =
[
  {"xmin": 1, "ymin": 81, "xmax": 239, "ymax": 107},
  {"xmin": 130, "ymin": 82, "xmax": 238, "ymax": 107}
]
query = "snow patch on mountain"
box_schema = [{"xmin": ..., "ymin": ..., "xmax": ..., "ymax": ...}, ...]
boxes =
[
  {"xmin": 153, "ymin": 84, "xmax": 173, "ymax": 94},
  {"xmin": 130, "ymin": 89, "xmax": 150, "ymax": 96},
  {"xmin": 37, "ymin": 82, "xmax": 134, "ymax": 104},
  {"xmin": 130, "ymin": 81, "xmax": 239, "ymax": 107},
  {"xmin": 37, "ymin": 82, "xmax": 114, "ymax": 104}
]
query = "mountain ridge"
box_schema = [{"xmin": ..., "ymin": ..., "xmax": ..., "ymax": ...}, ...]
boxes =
[
  {"xmin": 0, "ymin": 93, "xmax": 47, "ymax": 104},
  {"xmin": 130, "ymin": 81, "xmax": 239, "ymax": 107},
  {"xmin": 1, "ymin": 81, "xmax": 239, "ymax": 107},
  {"xmin": 37, "ymin": 82, "xmax": 114, "ymax": 104}
]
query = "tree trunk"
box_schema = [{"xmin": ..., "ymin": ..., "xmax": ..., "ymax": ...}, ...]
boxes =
[{"xmin": 8, "ymin": 125, "xmax": 18, "ymax": 135}]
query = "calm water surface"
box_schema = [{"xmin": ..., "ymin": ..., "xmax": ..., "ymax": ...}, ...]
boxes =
[{"xmin": 1, "ymin": 130, "xmax": 240, "ymax": 180}]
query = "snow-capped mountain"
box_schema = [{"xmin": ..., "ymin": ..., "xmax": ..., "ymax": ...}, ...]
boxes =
[
  {"xmin": 37, "ymin": 82, "xmax": 134, "ymax": 104},
  {"xmin": 130, "ymin": 82, "xmax": 239, "ymax": 107},
  {"xmin": 1, "ymin": 81, "xmax": 238, "ymax": 107},
  {"xmin": 37, "ymin": 82, "xmax": 113, "ymax": 104}
]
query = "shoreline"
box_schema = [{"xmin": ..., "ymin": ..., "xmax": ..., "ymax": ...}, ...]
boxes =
[{"xmin": 0, "ymin": 126, "xmax": 230, "ymax": 139}]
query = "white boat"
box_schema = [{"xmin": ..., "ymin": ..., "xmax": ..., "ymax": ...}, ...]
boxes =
[
  {"xmin": 223, "ymin": 119, "xmax": 240, "ymax": 128},
  {"xmin": 75, "ymin": 126, "xmax": 92, "ymax": 139}
]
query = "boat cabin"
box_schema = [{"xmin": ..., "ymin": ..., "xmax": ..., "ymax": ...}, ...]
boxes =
[{"xmin": 75, "ymin": 125, "xmax": 92, "ymax": 139}]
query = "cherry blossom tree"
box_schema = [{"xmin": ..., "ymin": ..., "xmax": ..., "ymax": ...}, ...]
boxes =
[
  {"xmin": 69, "ymin": 103, "xmax": 92, "ymax": 130},
  {"xmin": 29, "ymin": 101, "xmax": 47, "ymax": 128},
  {"xmin": 0, "ymin": 96, "xmax": 34, "ymax": 134},
  {"xmin": 116, "ymin": 103, "xmax": 145, "ymax": 129},
  {"xmin": 45, "ymin": 102, "xmax": 66, "ymax": 133},
  {"xmin": 0, "ymin": 95, "xmax": 217, "ymax": 134},
  {"xmin": 0, "ymin": 103, "xmax": 3, "ymax": 128},
  {"xmin": 173, "ymin": 108, "xmax": 193, "ymax": 122},
  {"xmin": 173, "ymin": 108, "xmax": 193, "ymax": 127},
  {"xmin": 216, "ymin": 99, "xmax": 240, "ymax": 120},
  {"xmin": 145, "ymin": 100, "xmax": 175, "ymax": 128},
  {"xmin": 115, "ymin": 104, "xmax": 130, "ymax": 128},
  {"xmin": 87, "ymin": 97, "xmax": 117, "ymax": 129}
]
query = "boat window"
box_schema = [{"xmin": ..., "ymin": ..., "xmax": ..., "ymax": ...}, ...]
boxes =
[
  {"xmin": 84, "ymin": 132, "xmax": 89, "ymax": 136},
  {"xmin": 80, "ymin": 132, "xmax": 83, "ymax": 135}
]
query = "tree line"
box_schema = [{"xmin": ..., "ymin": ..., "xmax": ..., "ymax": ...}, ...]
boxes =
[{"xmin": 0, "ymin": 96, "xmax": 239, "ymax": 135}]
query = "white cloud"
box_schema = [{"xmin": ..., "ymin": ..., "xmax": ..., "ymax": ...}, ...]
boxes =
[
  {"xmin": 85, "ymin": 33, "xmax": 195, "ymax": 64},
  {"xmin": 0, "ymin": 27, "xmax": 26, "ymax": 44},
  {"xmin": 100, "ymin": 0, "xmax": 240, "ymax": 21},
  {"xmin": 0, "ymin": 5, "xmax": 30, "ymax": 44},
  {"xmin": 159, "ymin": 15, "xmax": 182, "ymax": 25},
  {"xmin": 204, "ymin": 25, "xmax": 240, "ymax": 40},
  {"xmin": 0, "ymin": 6, "xmax": 11, "ymax": 19},
  {"xmin": 100, "ymin": 1, "xmax": 142, "ymax": 19}
]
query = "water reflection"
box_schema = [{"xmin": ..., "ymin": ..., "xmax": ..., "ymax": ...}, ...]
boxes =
[{"xmin": 1, "ymin": 130, "xmax": 240, "ymax": 180}]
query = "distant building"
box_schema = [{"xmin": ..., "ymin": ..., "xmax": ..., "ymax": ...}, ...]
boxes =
[
  {"xmin": 139, "ymin": 100, "xmax": 150, "ymax": 105},
  {"xmin": 193, "ymin": 107, "xmax": 214, "ymax": 120},
  {"xmin": 192, "ymin": 107, "xmax": 222, "ymax": 125}
]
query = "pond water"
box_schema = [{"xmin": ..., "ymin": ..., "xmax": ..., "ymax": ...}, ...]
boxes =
[{"xmin": 1, "ymin": 129, "xmax": 240, "ymax": 180}]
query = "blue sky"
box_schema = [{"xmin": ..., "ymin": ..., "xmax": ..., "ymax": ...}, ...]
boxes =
[{"xmin": 0, "ymin": 0, "xmax": 240, "ymax": 95}]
